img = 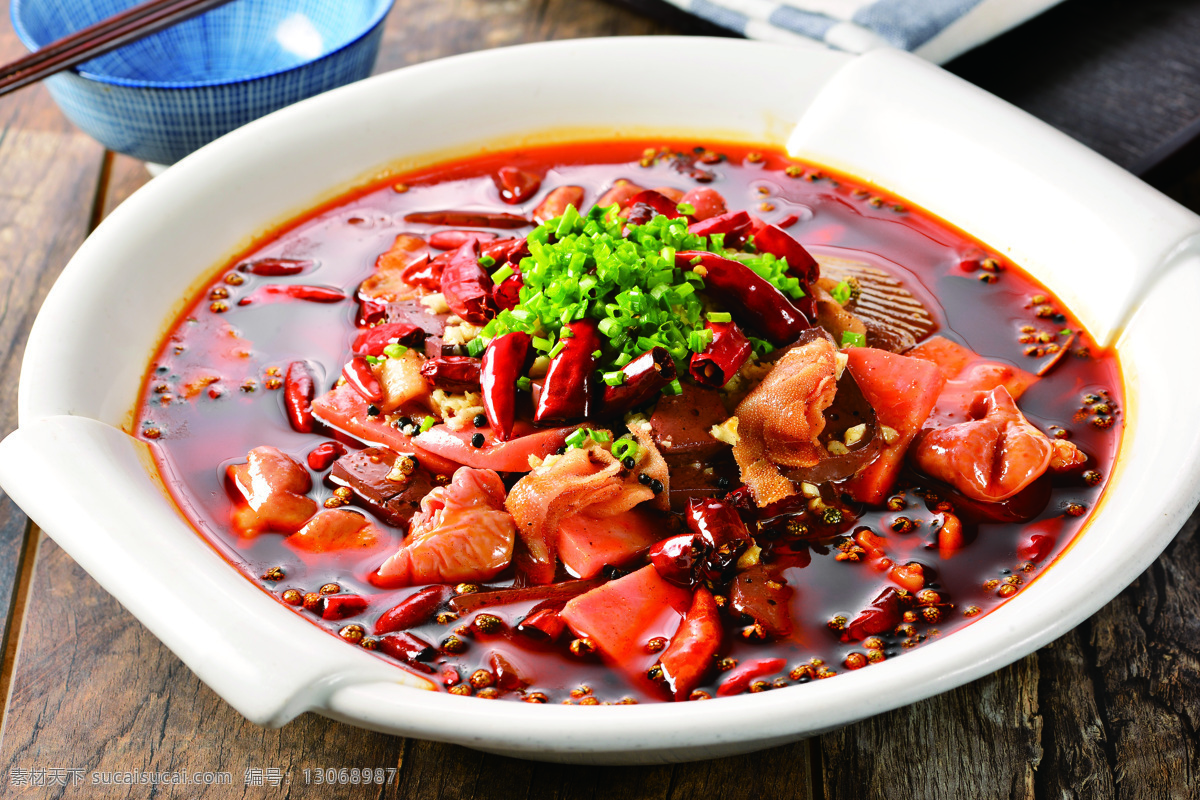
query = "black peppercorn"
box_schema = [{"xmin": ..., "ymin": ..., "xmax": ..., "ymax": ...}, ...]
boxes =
[
  {"xmin": 471, "ymin": 432, "xmax": 485, "ymax": 448},
  {"xmin": 366, "ymin": 404, "xmax": 380, "ymax": 417},
  {"xmin": 622, "ymin": 456, "xmax": 636, "ymax": 469},
  {"xmin": 649, "ymin": 478, "xmax": 664, "ymax": 494},
  {"xmin": 638, "ymin": 473, "xmax": 652, "ymax": 485},
  {"xmin": 474, "ymin": 414, "xmax": 487, "ymax": 427}
]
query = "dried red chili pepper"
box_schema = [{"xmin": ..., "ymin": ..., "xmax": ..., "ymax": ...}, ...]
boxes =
[
  {"xmin": 601, "ymin": 347, "xmax": 676, "ymax": 415},
  {"xmin": 237, "ymin": 258, "xmax": 313, "ymax": 276},
  {"xmin": 267, "ymin": 284, "xmax": 345, "ymax": 303},
  {"xmin": 688, "ymin": 209, "xmax": 752, "ymax": 248},
  {"xmin": 843, "ymin": 587, "xmax": 902, "ymax": 642},
  {"xmin": 306, "ymin": 441, "xmax": 345, "ymax": 471},
  {"xmin": 715, "ymin": 657, "xmax": 786, "ymax": 697},
  {"xmin": 516, "ymin": 599, "xmax": 567, "ymax": 641},
  {"xmin": 533, "ymin": 185, "xmax": 585, "ymax": 223},
  {"xmin": 351, "ymin": 321, "xmax": 424, "ymax": 356},
  {"xmin": 749, "ymin": 219, "xmax": 820, "ymax": 285},
  {"xmin": 647, "ymin": 533, "xmax": 708, "ymax": 588},
  {"xmin": 689, "ymin": 321, "xmax": 750, "ymax": 388},
  {"xmin": 492, "ymin": 272, "xmax": 523, "ymax": 312},
  {"xmin": 449, "ymin": 577, "xmax": 604, "ymax": 614},
  {"xmin": 481, "ymin": 236, "xmax": 529, "ymax": 265},
  {"xmin": 428, "ymin": 230, "xmax": 498, "ymax": 250},
  {"xmin": 399, "ymin": 253, "xmax": 444, "ymax": 292},
  {"xmin": 375, "ymin": 586, "xmax": 451, "ymax": 634},
  {"xmin": 404, "ymin": 210, "xmax": 530, "ymax": 229},
  {"xmin": 342, "ymin": 356, "xmax": 383, "ymax": 404},
  {"xmin": 378, "ymin": 632, "xmax": 436, "ymax": 672},
  {"xmin": 320, "ymin": 594, "xmax": 368, "ymax": 620},
  {"xmin": 686, "ymin": 497, "xmax": 753, "ymax": 581},
  {"xmin": 625, "ymin": 189, "xmax": 689, "ymax": 225},
  {"xmin": 439, "ymin": 241, "xmax": 495, "ymax": 324},
  {"xmin": 535, "ymin": 319, "xmax": 601, "ymax": 424},
  {"xmin": 480, "ymin": 331, "xmax": 532, "ymax": 441},
  {"xmin": 419, "ymin": 356, "xmax": 483, "ymax": 392},
  {"xmin": 493, "ymin": 167, "xmax": 542, "ymax": 204},
  {"xmin": 675, "ymin": 251, "xmax": 809, "ymax": 345},
  {"xmin": 659, "ymin": 587, "xmax": 722, "ymax": 700},
  {"xmin": 283, "ymin": 361, "xmax": 316, "ymax": 433}
]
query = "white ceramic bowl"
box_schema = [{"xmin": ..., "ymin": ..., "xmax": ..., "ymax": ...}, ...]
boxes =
[{"xmin": 3, "ymin": 37, "xmax": 1200, "ymax": 765}]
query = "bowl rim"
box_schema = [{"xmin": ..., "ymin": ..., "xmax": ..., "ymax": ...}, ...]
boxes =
[
  {"xmin": 5, "ymin": 36, "xmax": 1200, "ymax": 763},
  {"xmin": 10, "ymin": 0, "xmax": 395, "ymax": 89}
]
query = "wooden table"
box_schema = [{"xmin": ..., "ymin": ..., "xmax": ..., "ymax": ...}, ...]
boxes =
[{"xmin": 1, "ymin": 1, "xmax": 1198, "ymax": 797}]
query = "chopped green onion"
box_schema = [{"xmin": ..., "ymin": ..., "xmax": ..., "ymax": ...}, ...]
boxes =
[
  {"xmin": 533, "ymin": 336, "xmax": 552, "ymax": 352},
  {"xmin": 1060, "ymin": 328, "xmax": 1072, "ymax": 336},
  {"xmin": 548, "ymin": 340, "xmax": 566, "ymax": 359},
  {"xmin": 565, "ymin": 428, "xmax": 588, "ymax": 448},
  {"xmin": 831, "ymin": 281, "xmax": 853, "ymax": 305},
  {"xmin": 665, "ymin": 379, "xmax": 683, "ymax": 395},
  {"xmin": 382, "ymin": 343, "xmax": 408, "ymax": 359},
  {"xmin": 603, "ymin": 371, "xmax": 626, "ymax": 386},
  {"xmin": 591, "ymin": 349, "xmax": 602, "ymax": 359},
  {"xmin": 590, "ymin": 429, "xmax": 612, "ymax": 443},
  {"xmin": 706, "ymin": 311, "xmax": 732, "ymax": 323},
  {"xmin": 613, "ymin": 352, "xmax": 633, "ymax": 367},
  {"xmin": 677, "ymin": 202, "xmax": 696, "ymax": 215},
  {"xmin": 841, "ymin": 331, "xmax": 866, "ymax": 348},
  {"xmin": 466, "ymin": 336, "xmax": 488, "ymax": 357},
  {"xmin": 491, "ymin": 264, "xmax": 514, "ymax": 283},
  {"xmin": 419, "ymin": 416, "xmax": 436, "ymax": 433},
  {"xmin": 364, "ymin": 355, "xmax": 380, "ymax": 365},
  {"xmin": 479, "ymin": 254, "xmax": 497, "ymax": 269},
  {"xmin": 516, "ymin": 376, "xmax": 532, "ymax": 392},
  {"xmin": 611, "ymin": 438, "xmax": 639, "ymax": 462}
]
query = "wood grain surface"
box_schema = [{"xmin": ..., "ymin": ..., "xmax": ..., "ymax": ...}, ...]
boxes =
[{"xmin": 0, "ymin": 0, "xmax": 1198, "ymax": 797}]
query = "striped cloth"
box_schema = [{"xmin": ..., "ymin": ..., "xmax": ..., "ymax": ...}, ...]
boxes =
[{"xmin": 657, "ymin": 0, "xmax": 1066, "ymax": 64}]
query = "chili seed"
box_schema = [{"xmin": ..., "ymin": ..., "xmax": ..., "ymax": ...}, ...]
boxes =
[
  {"xmin": 867, "ymin": 650, "xmax": 885, "ymax": 663},
  {"xmin": 441, "ymin": 635, "xmax": 467, "ymax": 654},
  {"xmin": 718, "ymin": 657, "xmax": 738, "ymax": 672},
  {"xmin": 319, "ymin": 583, "xmax": 341, "ymax": 595},
  {"xmin": 827, "ymin": 615, "xmax": 847, "ymax": 632},
  {"xmin": 224, "ymin": 272, "xmax": 245, "ymax": 285},
  {"xmin": 448, "ymin": 685, "xmax": 472, "ymax": 696},
  {"xmin": 473, "ymin": 614, "xmax": 503, "ymax": 634},
  {"xmin": 844, "ymin": 652, "xmax": 868, "ymax": 670},
  {"xmin": 261, "ymin": 566, "xmax": 285, "ymax": 581},
  {"xmin": 302, "ymin": 592, "xmax": 322, "ymax": 612},
  {"xmin": 862, "ymin": 637, "xmax": 884, "ymax": 650},
  {"xmin": 210, "ymin": 300, "xmax": 229, "ymax": 313},
  {"xmin": 471, "ymin": 432, "xmax": 485, "ymax": 448},
  {"xmin": 524, "ymin": 692, "xmax": 549, "ymax": 704},
  {"xmin": 470, "ymin": 669, "xmax": 495, "ymax": 689},
  {"xmin": 646, "ymin": 637, "xmax": 667, "ymax": 653},
  {"xmin": 209, "ymin": 287, "xmax": 230, "ymax": 300},
  {"xmin": 435, "ymin": 611, "xmax": 458, "ymax": 625},
  {"xmin": 922, "ymin": 607, "xmax": 942, "ymax": 623},
  {"xmin": 964, "ymin": 605, "xmax": 981, "ymax": 617},
  {"xmin": 281, "ymin": 589, "xmax": 302, "ymax": 606},
  {"xmin": 360, "ymin": 637, "xmax": 378, "ymax": 650},
  {"xmin": 455, "ymin": 583, "xmax": 481, "ymax": 595},
  {"xmin": 339, "ymin": 624, "xmax": 365, "ymax": 643},
  {"xmin": 749, "ymin": 680, "xmax": 770, "ymax": 693}
]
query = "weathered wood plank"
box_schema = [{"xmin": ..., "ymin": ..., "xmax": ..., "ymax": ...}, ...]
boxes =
[{"xmin": 820, "ymin": 657, "xmax": 1042, "ymax": 800}]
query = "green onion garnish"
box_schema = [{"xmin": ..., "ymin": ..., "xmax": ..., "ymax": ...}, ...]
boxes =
[
  {"xmin": 611, "ymin": 438, "xmax": 639, "ymax": 462},
  {"xmin": 831, "ymin": 280, "xmax": 853, "ymax": 305},
  {"xmin": 603, "ymin": 371, "xmax": 626, "ymax": 386},
  {"xmin": 841, "ymin": 331, "xmax": 866, "ymax": 348},
  {"xmin": 491, "ymin": 264, "xmax": 514, "ymax": 283},
  {"xmin": 706, "ymin": 311, "xmax": 732, "ymax": 324},
  {"xmin": 419, "ymin": 415, "xmax": 436, "ymax": 432},
  {"xmin": 382, "ymin": 343, "xmax": 408, "ymax": 359}
]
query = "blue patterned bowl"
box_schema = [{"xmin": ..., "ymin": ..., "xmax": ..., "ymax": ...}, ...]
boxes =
[{"xmin": 12, "ymin": 0, "xmax": 393, "ymax": 164}]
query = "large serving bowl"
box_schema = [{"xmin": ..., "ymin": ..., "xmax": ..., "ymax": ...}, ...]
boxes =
[
  {"xmin": 2, "ymin": 37, "xmax": 1199, "ymax": 764},
  {"xmin": 11, "ymin": 0, "xmax": 393, "ymax": 164}
]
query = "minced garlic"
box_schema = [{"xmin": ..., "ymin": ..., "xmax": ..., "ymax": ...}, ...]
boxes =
[
  {"xmin": 420, "ymin": 293, "xmax": 451, "ymax": 314},
  {"xmin": 710, "ymin": 416, "xmax": 740, "ymax": 446}
]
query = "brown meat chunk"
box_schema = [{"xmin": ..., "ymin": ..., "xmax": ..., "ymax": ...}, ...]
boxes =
[
  {"xmin": 328, "ymin": 447, "xmax": 437, "ymax": 529},
  {"xmin": 650, "ymin": 381, "xmax": 730, "ymax": 460}
]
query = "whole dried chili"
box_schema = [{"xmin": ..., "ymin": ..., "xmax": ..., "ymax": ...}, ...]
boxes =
[
  {"xmin": 378, "ymin": 632, "xmax": 436, "ymax": 672},
  {"xmin": 404, "ymin": 210, "xmax": 530, "ymax": 228},
  {"xmin": 492, "ymin": 272, "xmax": 523, "ymax": 312},
  {"xmin": 306, "ymin": 441, "xmax": 345, "ymax": 471},
  {"xmin": 319, "ymin": 594, "xmax": 368, "ymax": 620},
  {"xmin": 749, "ymin": 219, "xmax": 820, "ymax": 285},
  {"xmin": 675, "ymin": 251, "xmax": 809, "ymax": 346},
  {"xmin": 240, "ymin": 284, "xmax": 346, "ymax": 306},
  {"xmin": 534, "ymin": 319, "xmax": 601, "ymax": 424},
  {"xmin": 601, "ymin": 347, "xmax": 676, "ymax": 415},
  {"xmin": 375, "ymin": 586, "xmax": 451, "ymax": 634},
  {"xmin": 647, "ymin": 533, "xmax": 708, "ymax": 588},
  {"xmin": 688, "ymin": 209, "xmax": 752, "ymax": 249},
  {"xmin": 624, "ymin": 189, "xmax": 690, "ymax": 225},
  {"xmin": 493, "ymin": 167, "xmax": 542, "ymax": 204},
  {"xmin": 658, "ymin": 587, "xmax": 722, "ymax": 700},
  {"xmin": 480, "ymin": 331, "xmax": 533, "ymax": 441},
  {"xmin": 689, "ymin": 321, "xmax": 750, "ymax": 388},
  {"xmin": 481, "ymin": 236, "xmax": 529, "ymax": 265},
  {"xmin": 439, "ymin": 241, "xmax": 495, "ymax": 324},
  {"xmin": 715, "ymin": 657, "xmax": 786, "ymax": 697},
  {"xmin": 237, "ymin": 258, "xmax": 313, "ymax": 276},
  {"xmin": 843, "ymin": 586, "xmax": 902, "ymax": 642},
  {"xmin": 419, "ymin": 356, "xmax": 483, "ymax": 392},
  {"xmin": 686, "ymin": 497, "xmax": 753, "ymax": 582},
  {"xmin": 428, "ymin": 230, "xmax": 498, "ymax": 250},
  {"xmin": 283, "ymin": 361, "xmax": 316, "ymax": 433},
  {"xmin": 342, "ymin": 356, "xmax": 383, "ymax": 403}
]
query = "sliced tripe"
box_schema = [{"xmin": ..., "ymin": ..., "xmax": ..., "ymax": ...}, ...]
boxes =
[{"xmin": 818, "ymin": 251, "xmax": 937, "ymax": 352}]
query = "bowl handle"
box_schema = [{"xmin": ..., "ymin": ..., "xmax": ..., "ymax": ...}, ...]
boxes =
[{"xmin": 0, "ymin": 416, "xmax": 431, "ymax": 727}]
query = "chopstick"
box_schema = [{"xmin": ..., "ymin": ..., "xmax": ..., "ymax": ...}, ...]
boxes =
[{"xmin": 0, "ymin": 0, "xmax": 237, "ymax": 97}]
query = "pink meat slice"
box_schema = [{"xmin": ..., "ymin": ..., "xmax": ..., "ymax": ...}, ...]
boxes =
[{"xmin": 376, "ymin": 467, "xmax": 516, "ymax": 585}]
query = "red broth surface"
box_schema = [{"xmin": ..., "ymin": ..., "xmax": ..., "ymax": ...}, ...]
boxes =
[{"xmin": 137, "ymin": 141, "xmax": 1122, "ymax": 703}]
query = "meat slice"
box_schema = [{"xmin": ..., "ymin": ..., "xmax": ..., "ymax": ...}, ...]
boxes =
[
  {"xmin": 732, "ymin": 333, "xmax": 840, "ymax": 506},
  {"xmin": 376, "ymin": 467, "xmax": 516, "ymax": 585},
  {"xmin": 288, "ymin": 508, "xmax": 386, "ymax": 553},
  {"xmin": 505, "ymin": 440, "xmax": 660, "ymax": 584},
  {"xmin": 649, "ymin": 381, "xmax": 729, "ymax": 460},
  {"xmin": 912, "ymin": 386, "xmax": 1082, "ymax": 503},
  {"xmin": 328, "ymin": 447, "xmax": 438, "ymax": 529},
  {"xmin": 730, "ymin": 565, "xmax": 793, "ymax": 639},
  {"xmin": 359, "ymin": 234, "xmax": 431, "ymax": 303},
  {"xmin": 227, "ymin": 446, "xmax": 317, "ymax": 536}
]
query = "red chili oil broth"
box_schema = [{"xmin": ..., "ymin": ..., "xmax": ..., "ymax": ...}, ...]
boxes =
[{"xmin": 137, "ymin": 140, "xmax": 1123, "ymax": 703}]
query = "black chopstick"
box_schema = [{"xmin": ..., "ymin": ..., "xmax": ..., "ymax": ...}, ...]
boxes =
[{"xmin": 0, "ymin": 0, "xmax": 237, "ymax": 97}]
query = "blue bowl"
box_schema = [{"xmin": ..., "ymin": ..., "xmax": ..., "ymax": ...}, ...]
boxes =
[{"xmin": 12, "ymin": 0, "xmax": 394, "ymax": 164}]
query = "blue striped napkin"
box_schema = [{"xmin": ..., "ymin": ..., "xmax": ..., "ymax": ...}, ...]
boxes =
[{"xmin": 658, "ymin": 0, "xmax": 1065, "ymax": 64}]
